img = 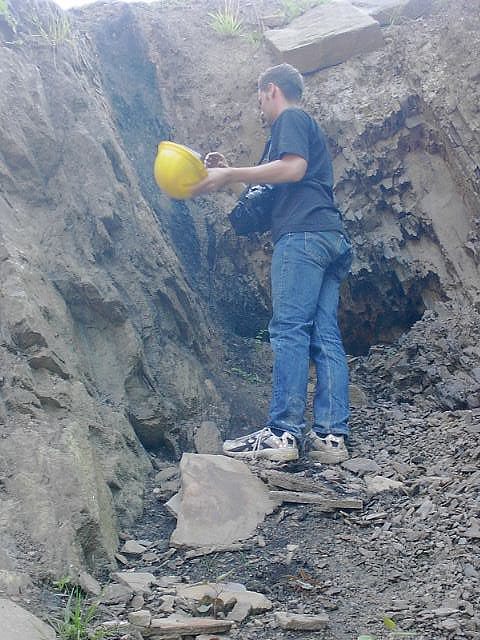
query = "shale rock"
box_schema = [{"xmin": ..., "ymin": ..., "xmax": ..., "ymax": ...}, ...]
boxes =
[
  {"xmin": 175, "ymin": 581, "xmax": 273, "ymax": 620},
  {"xmin": 169, "ymin": 454, "xmax": 280, "ymax": 548},
  {"xmin": 265, "ymin": 0, "xmax": 384, "ymax": 72},
  {"xmin": 0, "ymin": 571, "xmax": 31, "ymax": 596},
  {"xmin": 275, "ymin": 611, "xmax": 329, "ymax": 630},
  {"xmin": 351, "ymin": 0, "xmax": 433, "ymax": 25},
  {"xmin": 194, "ymin": 421, "xmax": 224, "ymax": 454},
  {"xmin": 365, "ymin": 475, "xmax": 405, "ymax": 496},
  {"xmin": 114, "ymin": 571, "xmax": 157, "ymax": 594},
  {"xmin": 0, "ymin": 598, "xmax": 55, "ymax": 640}
]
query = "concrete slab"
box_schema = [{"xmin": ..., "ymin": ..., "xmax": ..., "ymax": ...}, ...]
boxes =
[
  {"xmin": 264, "ymin": 0, "xmax": 384, "ymax": 73},
  {"xmin": 351, "ymin": 0, "xmax": 433, "ymax": 26},
  {"xmin": 0, "ymin": 598, "xmax": 55, "ymax": 640},
  {"xmin": 169, "ymin": 454, "xmax": 280, "ymax": 548}
]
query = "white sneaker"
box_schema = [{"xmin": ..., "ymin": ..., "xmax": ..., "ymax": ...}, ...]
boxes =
[
  {"xmin": 306, "ymin": 431, "xmax": 349, "ymax": 464},
  {"xmin": 223, "ymin": 427, "xmax": 299, "ymax": 462}
]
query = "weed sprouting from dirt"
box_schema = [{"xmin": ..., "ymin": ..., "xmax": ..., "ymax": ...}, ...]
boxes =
[
  {"xmin": 22, "ymin": 1, "xmax": 76, "ymax": 68},
  {"xmin": 52, "ymin": 575, "xmax": 73, "ymax": 592},
  {"xmin": 48, "ymin": 586, "xmax": 110, "ymax": 640},
  {"xmin": 0, "ymin": 0, "xmax": 16, "ymax": 31},
  {"xmin": 209, "ymin": 0, "xmax": 243, "ymax": 37},
  {"xmin": 27, "ymin": 1, "xmax": 72, "ymax": 47},
  {"xmin": 280, "ymin": 0, "xmax": 330, "ymax": 21}
]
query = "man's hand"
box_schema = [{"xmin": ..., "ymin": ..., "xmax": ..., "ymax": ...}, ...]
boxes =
[
  {"xmin": 204, "ymin": 152, "xmax": 229, "ymax": 168},
  {"xmin": 191, "ymin": 167, "xmax": 232, "ymax": 197}
]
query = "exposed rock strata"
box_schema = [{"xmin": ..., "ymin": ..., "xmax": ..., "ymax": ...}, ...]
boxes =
[{"xmin": 0, "ymin": 0, "xmax": 479, "ymax": 591}]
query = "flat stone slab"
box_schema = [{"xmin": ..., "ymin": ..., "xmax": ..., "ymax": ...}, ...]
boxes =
[
  {"xmin": 342, "ymin": 457, "xmax": 381, "ymax": 475},
  {"xmin": 114, "ymin": 571, "xmax": 157, "ymax": 594},
  {"xmin": 264, "ymin": 0, "xmax": 384, "ymax": 73},
  {"xmin": 275, "ymin": 611, "xmax": 329, "ymax": 630},
  {"xmin": 269, "ymin": 490, "xmax": 363, "ymax": 510},
  {"xmin": 128, "ymin": 609, "xmax": 152, "ymax": 627},
  {"xmin": 351, "ymin": 0, "xmax": 433, "ymax": 26},
  {"xmin": 146, "ymin": 616, "xmax": 233, "ymax": 637},
  {"xmin": 169, "ymin": 454, "xmax": 280, "ymax": 548},
  {"xmin": 365, "ymin": 475, "xmax": 404, "ymax": 496},
  {"xmin": 175, "ymin": 581, "xmax": 273, "ymax": 620},
  {"xmin": 120, "ymin": 540, "xmax": 147, "ymax": 555},
  {"xmin": 0, "ymin": 598, "xmax": 55, "ymax": 640}
]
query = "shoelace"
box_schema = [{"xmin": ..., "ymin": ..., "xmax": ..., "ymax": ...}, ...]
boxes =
[{"xmin": 252, "ymin": 427, "xmax": 276, "ymax": 458}]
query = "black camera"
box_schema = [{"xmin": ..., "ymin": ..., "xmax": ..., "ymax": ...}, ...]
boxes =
[{"xmin": 228, "ymin": 185, "xmax": 275, "ymax": 236}]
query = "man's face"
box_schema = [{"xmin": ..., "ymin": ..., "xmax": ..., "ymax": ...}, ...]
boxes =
[{"xmin": 258, "ymin": 86, "xmax": 274, "ymax": 126}]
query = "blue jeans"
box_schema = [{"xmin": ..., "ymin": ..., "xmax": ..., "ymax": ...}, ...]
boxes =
[{"xmin": 267, "ymin": 231, "xmax": 353, "ymax": 441}]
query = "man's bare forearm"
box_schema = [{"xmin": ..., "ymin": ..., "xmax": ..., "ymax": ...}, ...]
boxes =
[{"xmin": 227, "ymin": 158, "xmax": 306, "ymax": 185}]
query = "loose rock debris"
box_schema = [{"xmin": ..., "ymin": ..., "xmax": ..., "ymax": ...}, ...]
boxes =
[{"xmin": 87, "ymin": 402, "xmax": 480, "ymax": 640}]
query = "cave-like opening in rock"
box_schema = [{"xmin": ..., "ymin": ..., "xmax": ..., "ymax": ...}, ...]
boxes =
[{"xmin": 339, "ymin": 269, "xmax": 444, "ymax": 356}]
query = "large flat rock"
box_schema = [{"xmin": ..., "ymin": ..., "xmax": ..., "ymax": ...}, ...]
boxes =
[
  {"xmin": 169, "ymin": 454, "xmax": 279, "ymax": 548},
  {"xmin": 175, "ymin": 581, "xmax": 273, "ymax": 620},
  {"xmin": 351, "ymin": 0, "xmax": 433, "ymax": 26},
  {"xmin": 0, "ymin": 598, "xmax": 55, "ymax": 640},
  {"xmin": 264, "ymin": 0, "xmax": 384, "ymax": 73}
]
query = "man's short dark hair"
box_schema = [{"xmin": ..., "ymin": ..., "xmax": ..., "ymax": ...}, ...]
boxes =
[{"xmin": 258, "ymin": 63, "xmax": 304, "ymax": 102}]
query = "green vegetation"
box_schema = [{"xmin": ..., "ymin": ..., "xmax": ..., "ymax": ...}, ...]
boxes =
[
  {"xmin": 209, "ymin": 0, "xmax": 243, "ymax": 37},
  {"xmin": 49, "ymin": 587, "xmax": 110, "ymax": 640},
  {"xmin": 244, "ymin": 30, "xmax": 263, "ymax": 46},
  {"xmin": 279, "ymin": 0, "xmax": 330, "ymax": 21},
  {"xmin": 357, "ymin": 617, "xmax": 420, "ymax": 639},
  {"xmin": 28, "ymin": 1, "xmax": 72, "ymax": 47},
  {"xmin": 53, "ymin": 575, "xmax": 74, "ymax": 592},
  {"xmin": 0, "ymin": 0, "xmax": 16, "ymax": 31}
]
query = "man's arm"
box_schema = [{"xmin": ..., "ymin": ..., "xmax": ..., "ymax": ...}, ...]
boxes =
[{"xmin": 191, "ymin": 154, "xmax": 307, "ymax": 197}]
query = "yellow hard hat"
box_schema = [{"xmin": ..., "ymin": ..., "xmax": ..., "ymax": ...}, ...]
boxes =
[{"xmin": 154, "ymin": 141, "xmax": 207, "ymax": 199}]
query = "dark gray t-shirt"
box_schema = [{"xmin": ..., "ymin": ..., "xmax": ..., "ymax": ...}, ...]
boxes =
[{"xmin": 266, "ymin": 107, "xmax": 344, "ymax": 244}]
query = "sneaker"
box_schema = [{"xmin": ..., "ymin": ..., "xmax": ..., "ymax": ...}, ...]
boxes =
[
  {"xmin": 305, "ymin": 431, "xmax": 349, "ymax": 464},
  {"xmin": 223, "ymin": 427, "xmax": 299, "ymax": 462}
]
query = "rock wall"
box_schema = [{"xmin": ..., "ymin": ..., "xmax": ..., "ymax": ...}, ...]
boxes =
[
  {"xmin": 112, "ymin": 0, "xmax": 480, "ymax": 354},
  {"xmin": 0, "ymin": 0, "xmax": 228, "ymax": 578},
  {"xmin": 0, "ymin": 0, "xmax": 479, "ymax": 581}
]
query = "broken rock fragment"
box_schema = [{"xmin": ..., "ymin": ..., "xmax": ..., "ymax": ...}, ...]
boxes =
[
  {"xmin": 169, "ymin": 454, "xmax": 280, "ymax": 548},
  {"xmin": 265, "ymin": 0, "xmax": 384, "ymax": 73},
  {"xmin": 275, "ymin": 611, "xmax": 329, "ymax": 630},
  {"xmin": 114, "ymin": 571, "xmax": 157, "ymax": 594},
  {"xmin": 128, "ymin": 609, "xmax": 152, "ymax": 627},
  {"xmin": 342, "ymin": 457, "xmax": 381, "ymax": 475},
  {"xmin": 365, "ymin": 475, "xmax": 404, "ymax": 496},
  {"xmin": 194, "ymin": 421, "xmax": 224, "ymax": 454},
  {"xmin": 175, "ymin": 581, "xmax": 273, "ymax": 622},
  {"xmin": 121, "ymin": 540, "xmax": 148, "ymax": 556},
  {"xmin": 351, "ymin": 0, "xmax": 433, "ymax": 26},
  {"xmin": 1, "ymin": 598, "xmax": 56, "ymax": 640},
  {"xmin": 145, "ymin": 616, "xmax": 233, "ymax": 637}
]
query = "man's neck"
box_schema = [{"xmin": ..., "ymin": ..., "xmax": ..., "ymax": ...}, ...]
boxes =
[{"xmin": 271, "ymin": 100, "xmax": 298, "ymax": 124}]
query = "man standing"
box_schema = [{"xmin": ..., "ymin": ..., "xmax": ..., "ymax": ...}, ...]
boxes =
[{"xmin": 191, "ymin": 64, "xmax": 352, "ymax": 464}]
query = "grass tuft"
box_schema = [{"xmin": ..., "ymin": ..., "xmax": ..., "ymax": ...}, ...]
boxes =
[
  {"xmin": 209, "ymin": 0, "xmax": 243, "ymax": 37},
  {"xmin": 49, "ymin": 586, "xmax": 110, "ymax": 640}
]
